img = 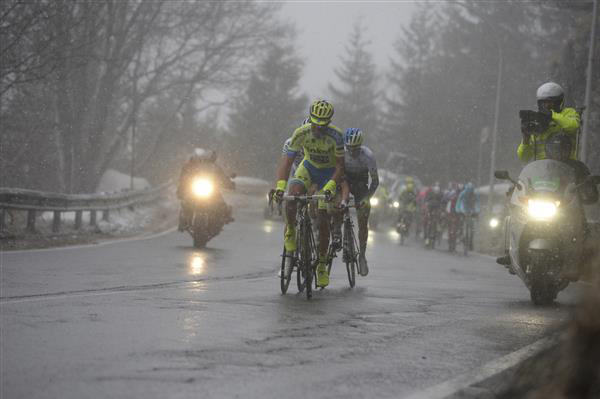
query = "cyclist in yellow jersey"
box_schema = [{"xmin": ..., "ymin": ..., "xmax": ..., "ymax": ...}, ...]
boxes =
[{"xmin": 274, "ymin": 100, "xmax": 344, "ymax": 288}]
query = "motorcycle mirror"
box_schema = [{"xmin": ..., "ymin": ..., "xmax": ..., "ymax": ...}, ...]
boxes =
[
  {"xmin": 494, "ymin": 171, "xmax": 510, "ymax": 180},
  {"xmin": 495, "ymin": 170, "xmax": 522, "ymax": 190},
  {"xmin": 587, "ymin": 175, "xmax": 600, "ymax": 186},
  {"xmin": 573, "ymin": 175, "xmax": 600, "ymax": 193}
]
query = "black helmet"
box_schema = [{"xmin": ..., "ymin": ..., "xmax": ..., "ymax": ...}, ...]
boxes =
[{"xmin": 545, "ymin": 134, "xmax": 572, "ymax": 161}]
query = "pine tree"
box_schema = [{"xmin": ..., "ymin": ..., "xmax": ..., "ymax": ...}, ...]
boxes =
[
  {"xmin": 227, "ymin": 42, "xmax": 307, "ymax": 179},
  {"xmin": 328, "ymin": 20, "xmax": 380, "ymax": 147}
]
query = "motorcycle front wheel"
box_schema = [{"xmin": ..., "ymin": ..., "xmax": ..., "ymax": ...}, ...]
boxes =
[
  {"xmin": 191, "ymin": 213, "xmax": 209, "ymax": 249},
  {"xmin": 528, "ymin": 253, "xmax": 559, "ymax": 306}
]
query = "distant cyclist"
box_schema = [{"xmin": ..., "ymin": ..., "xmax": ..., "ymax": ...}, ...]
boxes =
[
  {"xmin": 423, "ymin": 185, "xmax": 443, "ymax": 247},
  {"xmin": 443, "ymin": 182, "xmax": 461, "ymax": 252},
  {"xmin": 455, "ymin": 182, "xmax": 480, "ymax": 216},
  {"xmin": 396, "ymin": 177, "xmax": 417, "ymax": 236},
  {"xmin": 337, "ymin": 128, "xmax": 379, "ymax": 276},
  {"xmin": 273, "ymin": 100, "xmax": 344, "ymax": 288},
  {"xmin": 455, "ymin": 182, "xmax": 480, "ymax": 251}
]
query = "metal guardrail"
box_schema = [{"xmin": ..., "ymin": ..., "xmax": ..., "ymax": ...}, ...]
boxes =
[{"xmin": 0, "ymin": 181, "xmax": 173, "ymax": 234}]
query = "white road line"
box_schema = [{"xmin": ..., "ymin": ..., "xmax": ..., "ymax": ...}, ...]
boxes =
[
  {"xmin": 1, "ymin": 227, "xmax": 177, "ymax": 255},
  {"xmin": 402, "ymin": 334, "xmax": 558, "ymax": 399}
]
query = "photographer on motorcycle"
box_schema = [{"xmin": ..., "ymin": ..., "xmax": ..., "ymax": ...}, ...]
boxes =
[
  {"xmin": 498, "ymin": 82, "xmax": 581, "ymax": 267},
  {"xmin": 518, "ymin": 82, "xmax": 580, "ymax": 163},
  {"xmin": 177, "ymin": 149, "xmax": 235, "ymax": 231}
]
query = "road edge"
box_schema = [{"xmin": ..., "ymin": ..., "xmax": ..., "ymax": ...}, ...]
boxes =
[{"xmin": 402, "ymin": 333, "xmax": 560, "ymax": 399}]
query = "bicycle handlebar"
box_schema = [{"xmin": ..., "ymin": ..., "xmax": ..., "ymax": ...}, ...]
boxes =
[{"xmin": 282, "ymin": 194, "xmax": 328, "ymax": 201}]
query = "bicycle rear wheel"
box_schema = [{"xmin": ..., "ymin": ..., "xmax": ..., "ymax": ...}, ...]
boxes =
[
  {"xmin": 461, "ymin": 219, "xmax": 469, "ymax": 256},
  {"xmin": 464, "ymin": 218, "xmax": 474, "ymax": 255},
  {"xmin": 280, "ymin": 247, "xmax": 293, "ymax": 294},
  {"xmin": 300, "ymin": 218, "xmax": 315, "ymax": 299}
]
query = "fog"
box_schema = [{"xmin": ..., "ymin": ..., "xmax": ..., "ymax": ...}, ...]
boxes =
[
  {"xmin": 0, "ymin": 0, "xmax": 598, "ymax": 194},
  {"xmin": 280, "ymin": 1, "xmax": 417, "ymax": 98}
]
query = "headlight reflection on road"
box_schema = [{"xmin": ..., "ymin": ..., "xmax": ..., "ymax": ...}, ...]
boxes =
[
  {"xmin": 189, "ymin": 253, "xmax": 205, "ymax": 275},
  {"xmin": 263, "ymin": 221, "xmax": 273, "ymax": 234}
]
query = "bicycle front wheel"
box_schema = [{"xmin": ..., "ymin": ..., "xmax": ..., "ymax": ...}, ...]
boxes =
[
  {"xmin": 280, "ymin": 247, "xmax": 293, "ymax": 294},
  {"xmin": 343, "ymin": 222, "xmax": 357, "ymax": 288}
]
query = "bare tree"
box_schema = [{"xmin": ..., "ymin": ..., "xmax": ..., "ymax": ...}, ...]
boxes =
[{"xmin": 1, "ymin": 1, "xmax": 281, "ymax": 192}]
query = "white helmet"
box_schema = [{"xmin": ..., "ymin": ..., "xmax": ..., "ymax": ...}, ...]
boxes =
[
  {"xmin": 536, "ymin": 82, "xmax": 564, "ymax": 111},
  {"xmin": 191, "ymin": 148, "xmax": 215, "ymax": 161}
]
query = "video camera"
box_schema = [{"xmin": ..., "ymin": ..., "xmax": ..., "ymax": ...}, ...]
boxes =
[{"xmin": 519, "ymin": 110, "xmax": 551, "ymax": 135}]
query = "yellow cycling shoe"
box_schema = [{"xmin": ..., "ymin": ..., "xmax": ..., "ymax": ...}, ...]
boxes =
[
  {"xmin": 284, "ymin": 226, "xmax": 296, "ymax": 252},
  {"xmin": 316, "ymin": 262, "xmax": 329, "ymax": 288}
]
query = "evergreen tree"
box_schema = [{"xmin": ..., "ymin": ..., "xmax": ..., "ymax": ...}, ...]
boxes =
[
  {"xmin": 227, "ymin": 41, "xmax": 307, "ymax": 179},
  {"xmin": 382, "ymin": 5, "xmax": 439, "ymax": 176},
  {"xmin": 328, "ymin": 20, "xmax": 380, "ymax": 147},
  {"xmin": 384, "ymin": 1, "xmax": 573, "ymax": 184}
]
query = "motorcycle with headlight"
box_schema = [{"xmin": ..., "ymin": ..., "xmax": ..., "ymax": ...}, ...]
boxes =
[
  {"xmin": 185, "ymin": 174, "xmax": 233, "ymax": 248},
  {"xmin": 495, "ymin": 160, "xmax": 598, "ymax": 305},
  {"xmin": 368, "ymin": 195, "xmax": 381, "ymax": 229}
]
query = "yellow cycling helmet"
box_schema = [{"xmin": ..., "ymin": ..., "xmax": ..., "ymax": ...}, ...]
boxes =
[{"xmin": 309, "ymin": 100, "xmax": 334, "ymax": 126}]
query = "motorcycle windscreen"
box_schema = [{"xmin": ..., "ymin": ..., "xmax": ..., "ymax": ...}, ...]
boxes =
[{"xmin": 518, "ymin": 159, "xmax": 576, "ymax": 196}]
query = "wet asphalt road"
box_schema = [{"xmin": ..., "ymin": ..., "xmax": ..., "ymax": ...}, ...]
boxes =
[{"xmin": 1, "ymin": 194, "xmax": 580, "ymax": 399}]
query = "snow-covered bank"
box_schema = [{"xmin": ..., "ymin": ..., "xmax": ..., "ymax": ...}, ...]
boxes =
[{"xmin": 1, "ymin": 176, "xmax": 270, "ymax": 250}]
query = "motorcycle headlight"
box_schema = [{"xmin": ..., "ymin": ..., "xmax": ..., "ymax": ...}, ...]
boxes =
[
  {"xmin": 191, "ymin": 178, "xmax": 213, "ymax": 198},
  {"xmin": 489, "ymin": 217, "xmax": 499, "ymax": 229},
  {"xmin": 527, "ymin": 199, "xmax": 558, "ymax": 221},
  {"xmin": 370, "ymin": 197, "xmax": 379, "ymax": 207},
  {"xmin": 393, "ymin": 201, "xmax": 400, "ymax": 208}
]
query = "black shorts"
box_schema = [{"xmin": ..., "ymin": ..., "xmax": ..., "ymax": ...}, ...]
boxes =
[{"xmin": 348, "ymin": 181, "xmax": 369, "ymax": 202}]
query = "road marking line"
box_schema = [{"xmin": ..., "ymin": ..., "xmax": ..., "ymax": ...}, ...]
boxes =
[
  {"xmin": 1, "ymin": 226, "xmax": 177, "ymax": 255},
  {"xmin": 402, "ymin": 334, "xmax": 558, "ymax": 399}
]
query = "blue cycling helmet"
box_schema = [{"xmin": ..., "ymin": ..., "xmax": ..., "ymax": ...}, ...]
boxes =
[
  {"xmin": 464, "ymin": 182, "xmax": 474, "ymax": 192},
  {"xmin": 344, "ymin": 128, "xmax": 363, "ymax": 147}
]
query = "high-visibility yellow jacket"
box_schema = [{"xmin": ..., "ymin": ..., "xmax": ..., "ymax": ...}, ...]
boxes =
[{"xmin": 517, "ymin": 108, "xmax": 580, "ymax": 162}]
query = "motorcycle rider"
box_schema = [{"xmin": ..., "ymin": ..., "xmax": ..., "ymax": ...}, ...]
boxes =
[
  {"xmin": 498, "ymin": 82, "xmax": 581, "ymax": 265},
  {"xmin": 274, "ymin": 100, "xmax": 344, "ymax": 288},
  {"xmin": 177, "ymin": 149, "xmax": 235, "ymax": 231},
  {"xmin": 518, "ymin": 82, "xmax": 580, "ymax": 163},
  {"xmin": 337, "ymin": 128, "xmax": 379, "ymax": 276}
]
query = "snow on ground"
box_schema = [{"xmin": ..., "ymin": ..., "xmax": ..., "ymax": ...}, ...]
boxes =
[{"xmin": 96, "ymin": 169, "xmax": 150, "ymax": 193}]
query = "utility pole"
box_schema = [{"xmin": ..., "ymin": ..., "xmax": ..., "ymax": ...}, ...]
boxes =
[
  {"xmin": 580, "ymin": 0, "xmax": 598, "ymax": 163},
  {"xmin": 477, "ymin": 126, "xmax": 490, "ymax": 187},
  {"xmin": 487, "ymin": 45, "xmax": 503, "ymax": 213},
  {"xmin": 130, "ymin": 113, "xmax": 136, "ymax": 191}
]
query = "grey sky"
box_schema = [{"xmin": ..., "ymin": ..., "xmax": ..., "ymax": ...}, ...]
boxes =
[{"xmin": 279, "ymin": 1, "xmax": 418, "ymax": 99}]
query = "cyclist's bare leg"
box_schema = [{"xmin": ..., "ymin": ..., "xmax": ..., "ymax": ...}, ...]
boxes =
[
  {"xmin": 331, "ymin": 192, "xmax": 343, "ymax": 237},
  {"xmin": 285, "ymin": 182, "xmax": 306, "ymax": 229},
  {"xmin": 318, "ymin": 209, "xmax": 331, "ymax": 258},
  {"xmin": 357, "ymin": 205, "xmax": 370, "ymax": 255}
]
